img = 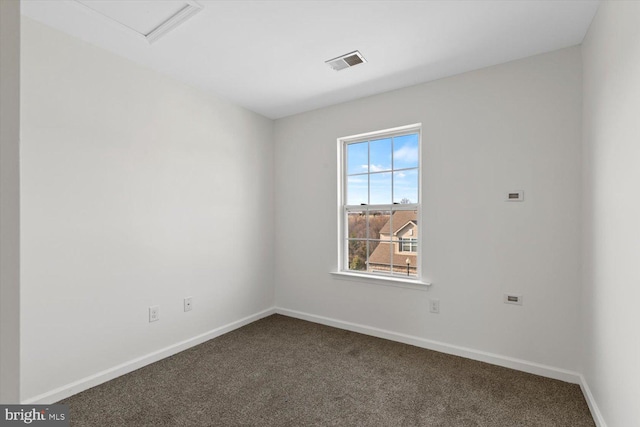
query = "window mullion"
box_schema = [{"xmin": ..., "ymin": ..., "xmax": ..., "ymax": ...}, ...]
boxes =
[
  {"xmin": 367, "ymin": 140, "xmax": 371, "ymax": 206},
  {"xmin": 365, "ymin": 206, "xmax": 370, "ymax": 273},
  {"xmin": 391, "ymin": 135, "xmax": 395, "ymax": 205},
  {"xmin": 389, "ymin": 209, "xmax": 394, "ymax": 276}
]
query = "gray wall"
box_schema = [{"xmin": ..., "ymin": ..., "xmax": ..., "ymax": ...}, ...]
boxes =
[
  {"xmin": 274, "ymin": 47, "xmax": 583, "ymax": 376},
  {"xmin": 20, "ymin": 17, "xmax": 275, "ymax": 402},
  {"xmin": 0, "ymin": 0, "xmax": 21, "ymax": 404},
  {"xmin": 582, "ymin": 1, "xmax": 640, "ymax": 426}
]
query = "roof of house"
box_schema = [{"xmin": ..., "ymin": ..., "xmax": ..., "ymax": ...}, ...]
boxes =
[
  {"xmin": 368, "ymin": 210, "xmax": 418, "ymax": 268},
  {"xmin": 368, "ymin": 242, "xmax": 417, "ymax": 268},
  {"xmin": 378, "ymin": 210, "xmax": 418, "ymax": 236}
]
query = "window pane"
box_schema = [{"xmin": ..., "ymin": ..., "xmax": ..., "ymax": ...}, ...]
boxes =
[
  {"xmin": 347, "ymin": 142, "xmax": 368, "ymax": 175},
  {"xmin": 370, "ymin": 172, "xmax": 392, "ymax": 205},
  {"xmin": 348, "ymin": 240, "xmax": 367, "ymax": 271},
  {"xmin": 347, "ymin": 211, "xmax": 367, "ymax": 239},
  {"xmin": 366, "ymin": 210, "xmax": 391, "ymax": 259},
  {"xmin": 368, "ymin": 240, "xmax": 391, "ymax": 274},
  {"xmin": 393, "ymin": 246, "xmax": 417, "ymax": 277},
  {"xmin": 370, "ymin": 138, "xmax": 392, "ymax": 172},
  {"xmin": 368, "ymin": 211, "xmax": 391, "ymax": 242},
  {"xmin": 347, "ymin": 175, "xmax": 368, "ymax": 205},
  {"xmin": 393, "ymin": 169, "xmax": 418, "ymax": 204},
  {"xmin": 393, "ymin": 133, "xmax": 419, "ymax": 170}
]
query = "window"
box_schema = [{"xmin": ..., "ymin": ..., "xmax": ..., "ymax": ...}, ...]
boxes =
[
  {"xmin": 338, "ymin": 124, "xmax": 421, "ymax": 280},
  {"xmin": 400, "ymin": 238, "xmax": 417, "ymax": 253}
]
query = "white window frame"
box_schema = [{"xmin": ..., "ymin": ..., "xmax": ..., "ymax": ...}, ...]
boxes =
[{"xmin": 334, "ymin": 123, "xmax": 429, "ymax": 288}]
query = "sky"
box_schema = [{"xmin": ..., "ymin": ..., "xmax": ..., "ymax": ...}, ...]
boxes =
[{"xmin": 346, "ymin": 133, "xmax": 419, "ymax": 205}]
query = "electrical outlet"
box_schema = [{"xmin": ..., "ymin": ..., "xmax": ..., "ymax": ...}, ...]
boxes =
[
  {"xmin": 149, "ymin": 305, "xmax": 159, "ymax": 322},
  {"xmin": 429, "ymin": 298, "xmax": 440, "ymax": 314},
  {"xmin": 184, "ymin": 297, "xmax": 193, "ymax": 312}
]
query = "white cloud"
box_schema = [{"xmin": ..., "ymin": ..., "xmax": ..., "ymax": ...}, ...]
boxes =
[
  {"xmin": 370, "ymin": 164, "xmax": 387, "ymax": 172},
  {"xmin": 394, "ymin": 145, "xmax": 418, "ymax": 163}
]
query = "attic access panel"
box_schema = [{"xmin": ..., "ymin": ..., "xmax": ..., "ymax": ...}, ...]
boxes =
[{"xmin": 74, "ymin": 0, "xmax": 202, "ymax": 44}]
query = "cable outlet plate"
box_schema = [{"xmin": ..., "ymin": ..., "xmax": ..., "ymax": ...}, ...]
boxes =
[
  {"xmin": 184, "ymin": 297, "xmax": 193, "ymax": 312},
  {"xmin": 149, "ymin": 305, "xmax": 159, "ymax": 322},
  {"xmin": 429, "ymin": 298, "xmax": 440, "ymax": 314}
]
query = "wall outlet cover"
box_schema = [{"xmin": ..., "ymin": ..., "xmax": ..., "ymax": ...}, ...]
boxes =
[
  {"xmin": 149, "ymin": 305, "xmax": 159, "ymax": 322},
  {"xmin": 429, "ymin": 298, "xmax": 440, "ymax": 314}
]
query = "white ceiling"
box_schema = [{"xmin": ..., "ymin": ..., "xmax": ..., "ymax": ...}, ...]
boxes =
[{"xmin": 21, "ymin": 0, "xmax": 600, "ymax": 119}]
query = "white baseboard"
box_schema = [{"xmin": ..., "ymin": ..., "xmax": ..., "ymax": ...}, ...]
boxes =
[
  {"xmin": 23, "ymin": 306, "xmax": 606, "ymax": 427},
  {"xmin": 579, "ymin": 375, "xmax": 607, "ymax": 427},
  {"xmin": 22, "ymin": 307, "xmax": 276, "ymax": 405},
  {"xmin": 275, "ymin": 307, "xmax": 582, "ymax": 384},
  {"xmin": 273, "ymin": 308, "xmax": 608, "ymax": 426}
]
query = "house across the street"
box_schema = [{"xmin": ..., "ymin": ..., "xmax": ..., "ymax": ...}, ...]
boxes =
[{"xmin": 368, "ymin": 210, "xmax": 418, "ymax": 276}]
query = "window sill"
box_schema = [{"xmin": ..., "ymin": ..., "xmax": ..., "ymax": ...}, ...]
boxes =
[{"xmin": 330, "ymin": 271, "xmax": 432, "ymax": 290}]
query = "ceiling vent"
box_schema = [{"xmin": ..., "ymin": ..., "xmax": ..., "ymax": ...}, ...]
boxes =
[
  {"xmin": 325, "ymin": 51, "xmax": 367, "ymax": 71},
  {"xmin": 74, "ymin": 0, "xmax": 202, "ymax": 44}
]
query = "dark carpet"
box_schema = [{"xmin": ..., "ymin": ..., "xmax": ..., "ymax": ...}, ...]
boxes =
[{"xmin": 60, "ymin": 314, "xmax": 595, "ymax": 426}]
